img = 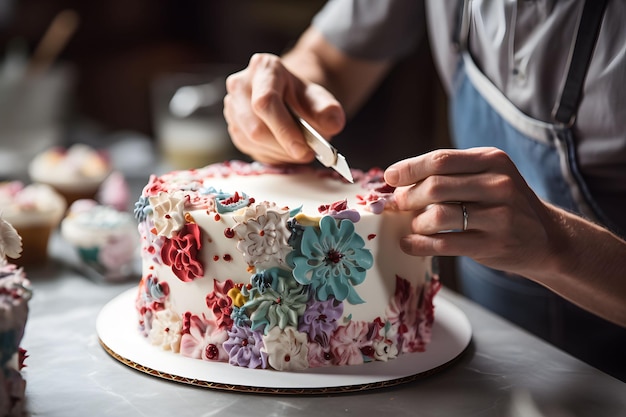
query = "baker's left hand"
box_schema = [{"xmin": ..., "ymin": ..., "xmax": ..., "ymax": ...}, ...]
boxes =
[{"xmin": 383, "ymin": 147, "xmax": 562, "ymax": 277}]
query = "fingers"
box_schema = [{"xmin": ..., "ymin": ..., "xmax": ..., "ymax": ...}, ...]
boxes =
[
  {"xmin": 411, "ymin": 203, "xmax": 475, "ymax": 234},
  {"xmin": 223, "ymin": 53, "xmax": 345, "ymax": 165},
  {"xmin": 384, "ymin": 147, "xmax": 512, "ymax": 186}
]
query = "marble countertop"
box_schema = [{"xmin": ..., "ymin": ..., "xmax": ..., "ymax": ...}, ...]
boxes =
[{"xmin": 20, "ymin": 234, "xmax": 625, "ymax": 417}]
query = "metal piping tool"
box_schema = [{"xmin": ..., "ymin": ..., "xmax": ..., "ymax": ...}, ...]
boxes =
[{"xmin": 292, "ymin": 112, "xmax": 353, "ymax": 183}]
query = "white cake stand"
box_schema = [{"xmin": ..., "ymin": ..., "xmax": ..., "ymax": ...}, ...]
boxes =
[{"xmin": 97, "ymin": 288, "xmax": 472, "ymax": 394}]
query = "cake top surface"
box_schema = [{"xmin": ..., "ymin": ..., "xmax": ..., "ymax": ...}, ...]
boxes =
[
  {"xmin": 28, "ymin": 143, "xmax": 112, "ymax": 187},
  {"xmin": 137, "ymin": 160, "xmax": 397, "ymax": 217},
  {"xmin": 0, "ymin": 181, "xmax": 67, "ymax": 226}
]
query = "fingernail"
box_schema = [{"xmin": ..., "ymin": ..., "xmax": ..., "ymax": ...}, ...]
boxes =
[{"xmin": 384, "ymin": 167, "xmax": 399, "ymax": 185}]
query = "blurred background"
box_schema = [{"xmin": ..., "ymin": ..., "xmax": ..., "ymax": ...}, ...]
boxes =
[
  {"xmin": 0, "ymin": 0, "xmax": 450, "ymax": 170},
  {"xmin": 0, "ymin": 0, "xmax": 456, "ymax": 284}
]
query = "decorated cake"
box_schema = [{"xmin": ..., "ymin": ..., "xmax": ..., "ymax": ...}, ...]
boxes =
[
  {"xmin": 0, "ymin": 217, "xmax": 32, "ymax": 416},
  {"xmin": 134, "ymin": 161, "xmax": 440, "ymax": 371},
  {"xmin": 61, "ymin": 199, "xmax": 139, "ymax": 281}
]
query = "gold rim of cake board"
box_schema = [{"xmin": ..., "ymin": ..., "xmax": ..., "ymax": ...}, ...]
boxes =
[{"xmin": 99, "ymin": 338, "xmax": 468, "ymax": 395}]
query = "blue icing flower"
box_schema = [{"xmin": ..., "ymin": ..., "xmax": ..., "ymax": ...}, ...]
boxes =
[
  {"xmin": 231, "ymin": 306, "xmax": 251, "ymax": 328},
  {"xmin": 287, "ymin": 216, "xmax": 373, "ymax": 305},
  {"xmin": 133, "ymin": 195, "xmax": 152, "ymax": 222},
  {"xmin": 242, "ymin": 267, "xmax": 308, "ymax": 334},
  {"xmin": 214, "ymin": 191, "xmax": 251, "ymax": 213}
]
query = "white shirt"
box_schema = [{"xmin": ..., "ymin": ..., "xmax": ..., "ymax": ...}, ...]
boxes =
[{"xmin": 313, "ymin": 0, "xmax": 626, "ymax": 225}]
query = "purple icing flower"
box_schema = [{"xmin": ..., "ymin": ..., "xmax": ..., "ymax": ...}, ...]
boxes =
[
  {"xmin": 223, "ymin": 324, "xmax": 268, "ymax": 369},
  {"xmin": 298, "ymin": 296, "xmax": 343, "ymax": 346}
]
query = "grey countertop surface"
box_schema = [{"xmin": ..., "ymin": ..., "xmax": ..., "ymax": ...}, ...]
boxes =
[{"xmin": 20, "ymin": 235, "xmax": 626, "ymax": 417}]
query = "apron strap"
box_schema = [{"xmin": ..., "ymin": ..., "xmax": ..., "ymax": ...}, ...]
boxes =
[
  {"xmin": 453, "ymin": 0, "xmax": 609, "ymax": 127},
  {"xmin": 552, "ymin": 0, "xmax": 609, "ymax": 126}
]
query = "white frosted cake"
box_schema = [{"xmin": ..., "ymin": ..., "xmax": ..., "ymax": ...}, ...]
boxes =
[
  {"xmin": 134, "ymin": 161, "xmax": 440, "ymax": 371},
  {"xmin": 0, "ymin": 217, "xmax": 32, "ymax": 415}
]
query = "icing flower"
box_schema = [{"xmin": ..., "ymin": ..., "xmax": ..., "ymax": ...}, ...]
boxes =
[
  {"xmin": 288, "ymin": 216, "xmax": 373, "ymax": 305},
  {"xmin": 233, "ymin": 204, "xmax": 292, "ymax": 267},
  {"xmin": 262, "ymin": 326, "xmax": 309, "ymax": 371},
  {"xmin": 242, "ymin": 267, "xmax": 308, "ymax": 334},
  {"xmin": 160, "ymin": 223, "xmax": 204, "ymax": 282},
  {"xmin": 298, "ymin": 296, "xmax": 343, "ymax": 346},
  {"xmin": 306, "ymin": 341, "xmax": 334, "ymax": 368},
  {"xmin": 0, "ymin": 217, "xmax": 22, "ymax": 260},
  {"xmin": 329, "ymin": 320, "xmax": 372, "ymax": 366},
  {"xmin": 134, "ymin": 195, "xmax": 152, "ymax": 222},
  {"xmin": 223, "ymin": 324, "xmax": 268, "ymax": 369},
  {"xmin": 148, "ymin": 308, "xmax": 183, "ymax": 352},
  {"xmin": 215, "ymin": 190, "xmax": 251, "ymax": 213},
  {"xmin": 205, "ymin": 279, "xmax": 235, "ymax": 329},
  {"xmin": 372, "ymin": 319, "xmax": 399, "ymax": 362},
  {"xmin": 318, "ymin": 199, "xmax": 361, "ymax": 223},
  {"xmin": 385, "ymin": 275, "xmax": 418, "ymax": 352},
  {"xmin": 149, "ymin": 191, "xmax": 186, "ymax": 238},
  {"xmin": 180, "ymin": 313, "xmax": 229, "ymax": 362}
]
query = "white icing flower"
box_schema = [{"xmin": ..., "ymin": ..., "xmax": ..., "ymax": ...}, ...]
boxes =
[
  {"xmin": 0, "ymin": 217, "xmax": 22, "ymax": 260},
  {"xmin": 233, "ymin": 204, "xmax": 291, "ymax": 267},
  {"xmin": 148, "ymin": 308, "xmax": 183, "ymax": 352},
  {"xmin": 149, "ymin": 192, "xmax": 187, "ymax": 238},
  {"xmin": 373, "ymin": 324, "xmax": 399, "ymax": 362},
  {"xmin": 262, "ymin": 326, "xmax": 309, "ymax": 371}
]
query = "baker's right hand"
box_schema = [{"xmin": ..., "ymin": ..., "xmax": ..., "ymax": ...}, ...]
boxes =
[{"xmin": 224, "ymin": 53, "xmax": 345, "ymax": 165}]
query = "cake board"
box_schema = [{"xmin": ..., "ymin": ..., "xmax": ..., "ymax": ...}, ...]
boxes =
[{"xmin": 97, "ymin": 288, "xmax": 472, "ymax": 394}]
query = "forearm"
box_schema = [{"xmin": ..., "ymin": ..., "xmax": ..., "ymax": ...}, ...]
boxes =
[
  {"xmin": 282, "ymin": 26, "xmax": 391, "ymax": 116},
  {"xmin": 530, "ymin": 205, "xmax": 626, "ymax": 327}
]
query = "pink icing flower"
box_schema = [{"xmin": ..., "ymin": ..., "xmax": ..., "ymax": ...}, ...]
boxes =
[
  {"xmin": 205, "ymin": 279, "xmax": 235, "ymax": 329},
  {"xmin": 180, "ymin": 313, "xmax": 228, "ymax": 361},
  {"xmin": 160, "ymin": 223, "xmax": 204, "ymax": 282},
  {"xmin": 329, "ymin": 320, "xmax": 372, "ymax": 366},
  {"xmin": 307, "ymin": 342, "xmax": 334, "ymax": 368},
  {"xmin": 385, "ymin": 275, "xmax": 418, "ymax": 352}
]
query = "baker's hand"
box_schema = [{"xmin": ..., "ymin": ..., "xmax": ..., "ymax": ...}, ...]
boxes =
[
  {"xmin": 383, "ymin": 147, "xmax": 563, "ymax": 277},
  {"xmin": 223, "ymin": 53, "xmax": 345, "ymax": 165}
]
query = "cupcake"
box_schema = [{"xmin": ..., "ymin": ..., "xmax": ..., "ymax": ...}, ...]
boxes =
[
  {"xmin": 28, "ymin": 144, "xmax": 112, "ymax": 206},
  {"xmin": 61, "ymin": 199, "xmax": 138, "ymax": 281},
  {"xmin": 0, "ymin": 182, "xmax": 66, "ymax": 267},
  {"xmin": 0, "ymin": 216, "xmax": 32, "ymax": 416}
]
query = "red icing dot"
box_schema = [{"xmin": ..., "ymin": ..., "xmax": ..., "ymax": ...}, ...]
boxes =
[
  {"xmin": 242, "ymin": 339, "xmax": 248, "ymax": 347},
  {"xmin": 223, "ymin": 254, "xmax": 232, "ymax": 262},
  {"xmin": 361, "ymin": 346, "xmax": 375, "ymax": 357},
  {"xmin": 205, "ymin": 344, "xmax": 219, "ymax": 360},
  {"xmin": 224, "ymin": 228, "xmax": 235, "ymax": 238},
  {"xmin": 367, "ymin": 234, "xmax": 376, "ymax": 240},
  {"xmin": 213, "ymin": 255, "xmax": 219, "ymax": 261},
  {"xmin": 284, "ymin": 354, "xmax": 291, "ymax": 362},
  {"xmin": 249, "ymin": 197, "xmax": 255, "ymax": 204},
  {"xmin": 259, "ymin": 230, "xmax": 265, "ymax": 236},
  {"xmin": 214, "ymin": 213, "xmax": 221, "ymax": 221}
]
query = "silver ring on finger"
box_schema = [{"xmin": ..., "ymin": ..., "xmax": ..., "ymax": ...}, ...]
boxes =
[{"xmin": 461, "ymin": 203, "xmax": 468, "ymax": 231}]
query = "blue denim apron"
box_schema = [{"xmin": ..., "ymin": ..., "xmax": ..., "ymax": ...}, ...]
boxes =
[{"xmin": 450, "ymin": 0, "xmax": 625, "ymax": 380}]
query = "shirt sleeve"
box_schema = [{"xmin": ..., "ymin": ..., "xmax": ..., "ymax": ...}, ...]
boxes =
[{"xmin": 311, "ymin": 0, "xmax": 426, "ymax": 61}]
